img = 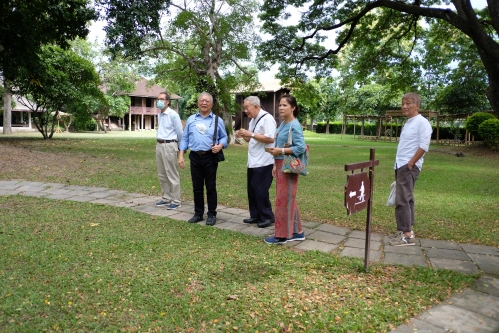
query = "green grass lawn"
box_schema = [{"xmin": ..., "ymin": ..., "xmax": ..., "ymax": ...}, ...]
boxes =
[
  {"xmin": 1, "ymin": 130, "xmax": 497, "ymax": 246},
  {"xmin": 0, "ymin": 131, "xmax": 495, "ymax": 332},
  {"xmin": 0, "ymin": 195, "xmax": 475, "ymax": 332}
]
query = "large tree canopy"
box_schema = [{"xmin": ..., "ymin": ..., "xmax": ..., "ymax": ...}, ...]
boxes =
[
  {"xmin": 99, "ymin": 0, "xmax": 262, "ymax": 132},
  {"xmin": 0, "ymin": 0, "xmax": 96, "ymax": 133},
  {"xmin": 12, "ymin": 45, "xmax": 103, "ymax": 139},
  {"xmin": 258, "ymin": 0, "xmax": 498, "ymax": 116}
]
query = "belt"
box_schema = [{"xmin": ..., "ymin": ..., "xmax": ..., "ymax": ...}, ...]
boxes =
[
  {"xmin": 157, "ymin": 139, "xmax": 177, "ymax": 143},
  {"xmin": 192, "ymin": 150, "xmax": 212, "ymax": 155}
]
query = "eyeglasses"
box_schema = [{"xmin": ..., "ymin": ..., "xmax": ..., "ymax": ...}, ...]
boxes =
[
  {"xmin": 198, "ymin": 99, "xmax": 212, "ymax": 104},
  {"xmin": 158, "ymin": 98, "xmax": 169, "ymax": 101}
]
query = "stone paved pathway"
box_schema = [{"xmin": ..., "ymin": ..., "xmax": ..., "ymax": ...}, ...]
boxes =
[{"xmin": 1, "ymin": 180, "xmax": 498, "ymax": 332}]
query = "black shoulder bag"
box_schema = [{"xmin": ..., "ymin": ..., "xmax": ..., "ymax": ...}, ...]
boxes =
[{"xmin": 213, "ymin": 115, "xmax": 225, "ymax": 162}]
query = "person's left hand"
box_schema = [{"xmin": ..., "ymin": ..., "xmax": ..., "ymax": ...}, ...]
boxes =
[{"xmin": 211, "ymin": 144, "xmax": 222, "ymax": 153}]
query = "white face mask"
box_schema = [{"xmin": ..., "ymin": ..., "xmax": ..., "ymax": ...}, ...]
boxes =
[
  {"xmin": 196, "ymin": 123, "xmax": 207, "ymax": 134},
  {"xmin": 157, "ymin": 101, "xmax": 165, "ymax": 109}
]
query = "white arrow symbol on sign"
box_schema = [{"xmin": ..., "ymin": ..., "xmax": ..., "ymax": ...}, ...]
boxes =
[{"xmin": 349, "ymin": 191, "xmax": 356, "ymax": 198}]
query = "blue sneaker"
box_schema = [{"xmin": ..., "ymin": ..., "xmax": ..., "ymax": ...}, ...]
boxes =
[
  {"xmin": 155, "ymin": 200, "xmax": 169, "ymax": 207},
  {"xmin": 287, "ymin": 232, "xmax": 305, "ymax": 242},
  {"xmin": 264, "ymin": 236, "xmax": 287, "ymax": 245},
  {"xmin": 166, "ymin": 203, "xmax": 181, "ymax": 210}
]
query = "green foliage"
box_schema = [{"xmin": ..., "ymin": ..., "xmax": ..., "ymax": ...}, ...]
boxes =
[
  {"xmin": 466, "ymin": 112, "xmax": 496, "ymax": 138},
  {"xmin": 0, "ymin": 0, "xmax": 96, "ymax": 80},
  {"xmin": 258, "ymin": 0, "xmax": 498, "ymax": 115},
  {"xmin": 12, "ymin": 45, "xmax": 103, "ymax": 139},
  {"xmin": 478, "ymin": 119, "xmax": 499, "ymax": 148},
  {"xmin": 73, "ymin": 117, "xmax": 97, "ymax": 131},
  {"xmin": 99, "ymin": 0, "xmax": 262, "ymax": 122}
]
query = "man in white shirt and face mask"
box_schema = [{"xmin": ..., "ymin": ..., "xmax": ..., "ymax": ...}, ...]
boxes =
[{"xmin": 154, "ymin": 92, "xmax": 184, "ymax": 210}]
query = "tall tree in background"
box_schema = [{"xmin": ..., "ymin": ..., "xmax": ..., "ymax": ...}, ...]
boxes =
[
  {"xmin": 0, "ymin": 0, "xmax": 96, "ymax": 134},
  {"xmin": 99, "ymin": 0, "xmax": 262, "ymax": 130},
  {"xmin": 12, "ymin": 45, "xmax": 103, "ymax": 139},
  {"xmin": 259, "ymin": 0, "xmax": 498, "ymax": 116}
]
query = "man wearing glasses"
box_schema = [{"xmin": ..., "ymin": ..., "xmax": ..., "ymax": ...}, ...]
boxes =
[
  {"xmin": 178, "ymin": 92, "xmax": 228, "ymax": 226},
  {"xmin": 155, "ymin": 92, "xmax": 184, "ymax": 210}
]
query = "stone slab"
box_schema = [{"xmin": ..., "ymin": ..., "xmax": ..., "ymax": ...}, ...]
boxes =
[
  {"xmin": 461, "ymin": 244, "xmax": 499, "ymax": 256},
  {"xmin": 19, "ymin": 191, "xmax": 48, "ymax": 197},
  {"xmin": 0, "ymin": 180, "xmax": 22, "ymax": 189},
  {"xmin": 85, "ymin": 191, "xmax": 118, "ymax": 199},
  {"xmin": 340, "ymin": 247, "xmax": 381, "ymax": 262},
  {"xmin": 343, "ymin": 238, "xmax": 382, "ymax": 250},
  {"xmin": 446, "ymin": 289, "xmax": 499, "ymax": 320},
  {"xmin": 384, "ymin": 252, "xmax": 428, "ymax": 267},
  {"xmin": 467, "ymin": 254, "xmax": 499, "ymax": 276},
  {"xmin": 214, "ymin": 221, "xmax": 250, "ymax": 232},
  {"xmin": 65, "ymin": 196, "xmax": 95, "ymax": 202},
  {"xmin": 215, "ymin": 221, "xmax": 252, "ymax": 232},
  {"xmin": 215, "ymin": 211, "xmax": 236, "ymax": 221},
  {"xmin": 294, "ymin": 240, "xmax": 338, "ymax": 253},
  {"xmin": 307, "ymin": 230, "xmax": 345, "ymax": 244},
  {"xmin": 301, "ymin": 221, "xmax": 320, "ymax": 229},
  {"xmin": 417, "ymin": 304, "xmax": 499, "ymax": 333},
  {"xmin": 218, "ymin": 207, "xmax": 248, "ymax": 215},
  {"xmin": 428, "ymin": 257, "xmax": 480, "ymax": 274},
  {"xmin": 420, "ymin": 239, "xmax": 461, "ymax": 250},
  {"xmin": 168, "ymin": 212, "xmax": 195, "ymax": 222},
  {"xmin": 472, "ymin": 276, "xmax": 499, "ymax": 297},
  {"xmin": 425, "ymin": 248, "xmax": 471, "ymax": 261},
  {"xmin": 17, "ymin": 181, "xmax": 46, "ymax": 188},
  {"xmin": 384, "ymin": 244, "xmax": 423, "ymax": 254},
  {"xmin": 316, "ymin": 224, "xmax": 350, "ymax": 235},
  {"xmin": 238, "ymin": 226, "xmax": 272, "ymax": 237},
  {"xmin": 346, "ymin": 230, "xmax": 384, "ymax": 242},
  {"xmin": 45, "ymin": 194, "xmax": 77, "ymax": 200},
  {"xmin": 0, "ymin": 189, "xmax": 21, "ymax": 196},
  {"xmin": 391, "ymin": 318, "xmax": 444, "ymax": 333}
]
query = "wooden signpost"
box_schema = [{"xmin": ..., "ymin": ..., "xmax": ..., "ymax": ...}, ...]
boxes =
[{"xmin": 344, "ymin": 148, "xmax": 379, "ymax": 271}]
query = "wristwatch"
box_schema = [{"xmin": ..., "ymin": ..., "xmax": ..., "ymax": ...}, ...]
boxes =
[{"xmin": 251, "ymin": 133, "xmax": 255, "ymax": 138}]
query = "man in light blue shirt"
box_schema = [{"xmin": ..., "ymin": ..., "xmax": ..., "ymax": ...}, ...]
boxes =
[
  {"xmin": 178, "ymin": 92, "xmax": 228, "ymax": 226},
  {"xmin": 155, "ymin": 92, "xmax": 184, "ymax": 210},
  {"xmin": 390, "ymin": 92, "xmax": 432, "ymax": 246}
]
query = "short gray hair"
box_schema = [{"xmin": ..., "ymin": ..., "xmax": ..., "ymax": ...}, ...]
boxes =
[
  {"xmin": 403, "ymin": 93, "xmax": 421, "ymax": 107},
  {"xmin": 244, "ymin": 96, "xmax": 261, "ymax": 107},
  {"xmin": 198, "ymin": 92, "xmax": 213, "ymax": 103}
]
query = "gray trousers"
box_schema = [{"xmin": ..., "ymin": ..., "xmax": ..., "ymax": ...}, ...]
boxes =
[
  {"xmin": 156, "ymin": 142, "xmax": 181, "ymax": 204},
  {"xmin": 395, "ymin": 164, "xmax": 420, "ymax": 232}
]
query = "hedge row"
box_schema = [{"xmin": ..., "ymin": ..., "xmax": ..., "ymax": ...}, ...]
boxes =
[{"xmin": 316, "ymin": 121, "xmax": 467, "ymax": 140}]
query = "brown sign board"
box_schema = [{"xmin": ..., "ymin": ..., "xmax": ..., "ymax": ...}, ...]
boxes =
[{"xmin": 345, "ymin": 172, "xmax": 371, "ymax": 215}]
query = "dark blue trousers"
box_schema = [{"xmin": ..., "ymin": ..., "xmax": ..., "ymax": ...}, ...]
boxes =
[
  {"xmin": 247, "ymin": 164, "xmax": 275, "ymax": 221},
  {"xmin": 189, "ymin": 151, "xmax": 219, "ymax": 217}
]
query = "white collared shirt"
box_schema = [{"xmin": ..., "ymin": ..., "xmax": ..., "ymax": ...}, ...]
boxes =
[
  {"xmin": 247, "ymin": 109, "xmax": 276, "ymax": 168},
  {"xmin": 395, "ymin": 114, "xmax": 433, "ymax": 171}
]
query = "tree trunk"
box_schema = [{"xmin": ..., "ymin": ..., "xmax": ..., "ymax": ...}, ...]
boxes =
[
  {"xmin": 326, "ymin": 119, "xmax": 330, "ymax": 134},
  {"xmin": 2, "ymin": 79, "xmax": 12, "ymax": 134},
  {"xmin": 309, "ymin": 115, "xmax": 314, "ymax": 132}
]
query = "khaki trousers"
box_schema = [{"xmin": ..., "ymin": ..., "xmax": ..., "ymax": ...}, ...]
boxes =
[{"xmin": 156, "ymin": 142, "xmax": 181, "ymax": 204}]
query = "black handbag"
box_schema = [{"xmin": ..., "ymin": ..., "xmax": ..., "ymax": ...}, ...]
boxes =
[{"xmin": 213, "ymin": 115, "xmax": 225, "ymax": 162}]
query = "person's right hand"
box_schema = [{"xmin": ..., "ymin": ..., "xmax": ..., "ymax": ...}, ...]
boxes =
[{"xmin": 178, "ymin": 156, "xmax": 185, "ymax": 169}]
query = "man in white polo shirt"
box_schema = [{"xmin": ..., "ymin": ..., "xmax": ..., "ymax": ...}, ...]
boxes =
[
  {"xmin": 236, "ymin": 96, "xmax": 277, "ymax": 228},
  {"xmin": 390, "ymin": 92, "xmax": 432, "ymax": 246}
]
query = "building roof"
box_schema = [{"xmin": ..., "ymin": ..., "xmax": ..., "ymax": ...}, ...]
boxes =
[{"xmin": 127, "ymin": 78, "xmax": 182, "ymax": 99}]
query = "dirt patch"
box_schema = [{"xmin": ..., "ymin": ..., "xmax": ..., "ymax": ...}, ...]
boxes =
[
  {"xmin": 0, "ymin": 140, "xmax": 101, "ymax": 182},
  {"xmin": 430, "ymin": 142, "xmax": 498, "ymax": 159}
]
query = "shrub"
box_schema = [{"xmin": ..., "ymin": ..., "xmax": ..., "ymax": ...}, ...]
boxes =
[
  {"xmin": 478, "ymin": 119, "xmax": 499, "ymax": 148},
  {"xmin": 465, "ymin": 112, "xmax": 496, "ymax": 139},
  {"xmin": 74, "ymin": 118, "xmax": 97, "ymax": 131}
]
